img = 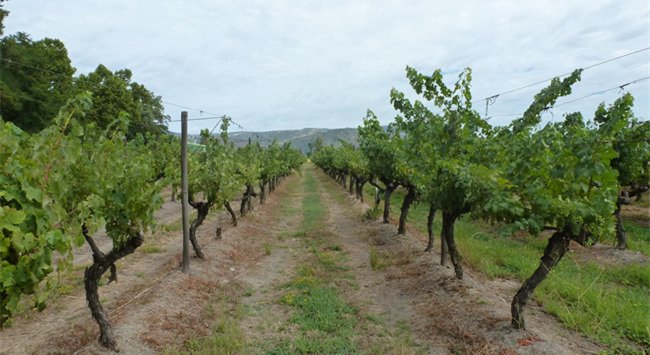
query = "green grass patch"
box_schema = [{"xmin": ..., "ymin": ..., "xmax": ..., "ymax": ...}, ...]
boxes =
[
  {"xmin": 369, "ymin": 247, "xmax": 414, "ymax": 271},
  {"xmin": 286, "ymin": 165, "xmax": 429, "ymax": 353},
  {"xmin": 139, "ymin": 245, "xmax": 163, "ymax": 254},
  {"xmin": 271, "ymin": 166, "xmax": 359, "ymax": 353},
  {"xmin": 302, "ymin": 168, "xmax": 326, "ymax": 231},
  {"xmin": 624, "ymin": 220, "xmax": 650, "ymax": 256},
  {"xmin": 182, "ymin": 317, "xmax": 244, "ymax": 354},
  {"xmin": 170, "ymin": 292, "xmax": 246, "ymax": 354},
  {"xmin": 369, "ymin": 247, "xmax": 391, "ymax": 271},
  {"xmin": 362, "ymin": 205, "xmax": 382, "ymax": 221}
]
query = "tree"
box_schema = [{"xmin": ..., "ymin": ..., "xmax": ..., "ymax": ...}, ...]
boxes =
[
  {"xmin": 0, "ymin": 33, "xmax": 76, "ymax": 131},
  {"xmin": 0, "ymin": 0, "xmax": 8, "ymax": 36},
  {"xmin": 308, "ymin": 136, "xmax": 324, "ymax": 156},
  {"xmin": 75, "ymin": 65, "xmax": 168, "ymax": 138}
]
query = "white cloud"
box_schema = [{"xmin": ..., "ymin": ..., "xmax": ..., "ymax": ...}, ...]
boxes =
[{"xmin": 4, "ymin": 0, "xmax": 649, "ymax": 133}]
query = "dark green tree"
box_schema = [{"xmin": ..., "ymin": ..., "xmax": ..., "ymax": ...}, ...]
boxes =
[
  {"xmin": 0, "ymin": 0, "xmax": 9, "ymax": 36},
  {"xmin": 75, "ymin": 65, "xmax": 168, "ymax": 138},
  {"xmin": 0, "ymin": 33, "xmax": 76, "ymax": 131}
]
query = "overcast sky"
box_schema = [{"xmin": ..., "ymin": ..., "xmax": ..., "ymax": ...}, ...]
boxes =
[{"xmin": 4, "ymin": 1, "xmax": 649, "ymax": 133}]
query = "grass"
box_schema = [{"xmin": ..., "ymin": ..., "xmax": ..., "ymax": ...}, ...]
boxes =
[
  {"xmin": 139, "ymin": 245, "xmax": 163, "ymax": 254},
  {"xmin": 624, "ymin": 219, "xmax": 650, "ymax": 256},
  {"xmin": 270, "ymin": 165, "xmax": 425, "ymax": 353},
  {"xmin": 362, "ymin": 205, "xmax": 381, "ymax": 220},
  {"xmin": 182, "ymin": 317, "xmax": 244, "ymax": 354},
  {"xmin": 369, "ymin": 247, "xmax": 413, "ymax": 271},
  {"xmin": 301, "ymin": 169, "xmax": 326, "ymax": 231},
  {"xmin": 270, "ymin": 166, "xmax": 359, "ymax": 353},
  {"xmin": 369, "ymin": 247, "xmax": 391, "ymax": 271},
  {"xmin": 160, "ymin": 211, "xmax": 197, "ymax": 233},
  {"xmin": 359, "ymin": 183, "xmax": 650, "ymax": 353},
  {"xmin": 168, "ymin": 272, "xmax": 253, "ymax": 353},
  {"xmin": 263, "ymin": 242, "xmax": 272, "ymax": 255}
]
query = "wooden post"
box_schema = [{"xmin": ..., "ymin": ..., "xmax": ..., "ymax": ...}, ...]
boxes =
[
  {"xmin": 441, "ymin": 235, "xmax": 447, "ymax": 266},
  {"xmin": 180, "ymin": 111, "xmax": 190, "ymax": 273}
]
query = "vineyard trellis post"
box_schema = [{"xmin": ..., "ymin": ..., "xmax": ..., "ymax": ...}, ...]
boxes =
[{"xmin": 180, "ymin": 111, "xmax": 191, "ymax": 273}]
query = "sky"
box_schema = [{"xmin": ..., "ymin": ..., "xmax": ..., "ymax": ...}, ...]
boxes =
[{"xmin": 4, "ymin": 0, "xmax": 649, "ymax": 134}]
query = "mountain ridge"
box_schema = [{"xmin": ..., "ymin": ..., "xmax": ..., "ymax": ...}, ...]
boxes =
[{"xmin": 171, "ymin": 127, "xmax": 359, "ymax": 153}]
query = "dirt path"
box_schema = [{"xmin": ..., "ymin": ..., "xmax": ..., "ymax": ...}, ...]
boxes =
[{"xmin": 312, "ymin": 166, "xmax": 604, "ymax": 354}]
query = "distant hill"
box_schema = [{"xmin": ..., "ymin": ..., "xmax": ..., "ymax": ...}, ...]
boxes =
[
  {"xmin": 171, "ymin": 127, "xmax": 359, "ymax": 154},
  {"xmin": 230, "ymin": 128, "xmax": 358, "ymax": 153}
]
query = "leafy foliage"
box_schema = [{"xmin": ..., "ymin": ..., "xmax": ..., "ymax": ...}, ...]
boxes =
[
  {"xmin": 0, "ymin": 33, "xmax": 76, "ymax": 132},
  {"xmin": 0, "ymin": 93, "xmax": 163, "ymax": 326},
  {"xmin": 75, "ymin": 65, "xmax": 168, "ymax": 139}
]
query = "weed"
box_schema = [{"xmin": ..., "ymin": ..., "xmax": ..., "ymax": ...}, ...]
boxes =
[
  {"xmin": 363, "ymin": 206, "xmax": 381, "ymax": 221},
  {"xmin": 263, "ymin": 243, "xmax": 272, "ymax": 256},
  {"xmin": 325, "ymin": 243, "xmax": 342, "ymax": 251},
  {"xmin": 369, "ymin": 247, "xmax": 391, "ymax": 271},
  {"xmin": 55, "ymin": 283, "xmax": 74, "ymax": 296},
  {"xmin": 139, "ymin": 245, "xmax": 162, "ymax": 254},
  {"xmin": 184, "ymin": 318, "xmax": 244, "ymax": 354}
]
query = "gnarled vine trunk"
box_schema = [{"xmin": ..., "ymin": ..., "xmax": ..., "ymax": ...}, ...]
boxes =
[
  {"xmin": 615, "ymin": 190, "xmax": 633, "ymax": 249},
  {"xmin": 398, "ymin": 186, "xmax": 416, "ymax": 235},
  {"xmin": 189, "ymin": 201, "xmax": 211, "ymax": 258},
  {"xmin": 83, "ymin": 225, "xmax": 143, "ymax": 351},
  {"xmin": 224, "ymin": 201, "xmax": 237, "ymax": 226},
  {"xmin": 424, "ymin": 203, "xmax": 436, "ymax": 252},
  {"xmin": 240, "ymin": 184, "xmax": 251, "ymax": 216},
  {"xmin": 259, "ymin": 181, "xmax": 266, "ymax": 204},
  {"xmin": 441, "ymin": 212, "xmax": 462, "ymax": 278},
  {"xmin": 382, "ymin": 183, "xmax": 398, "ymax": 224},
  {"xmin": 355, "ymin": 178, "xmax": 366, "ymax": 202},
  {"xmin": 511, "ymin": 229, "xmax": 571, "ymax": 329},
  {"xmin": 170, "ymin": 185, "xmax": 177, "ymax": 202},
  {"xmin": 349, "ymin": 175, "xmax": 354, "ymax": 195}
]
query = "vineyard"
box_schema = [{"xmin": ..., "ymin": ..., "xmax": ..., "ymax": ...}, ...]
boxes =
[
  {"xmin": 1, "ymin": 66, "xmax": 648, "ymax": 353},
  {"xmin": 1, "ymin": 2, "xmax": 650, "ymax": 354}
]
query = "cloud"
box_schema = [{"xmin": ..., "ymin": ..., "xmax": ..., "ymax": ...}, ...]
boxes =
[{"xmin": 4, "ymin": 0, "xmax": 649, "ymax": 133}]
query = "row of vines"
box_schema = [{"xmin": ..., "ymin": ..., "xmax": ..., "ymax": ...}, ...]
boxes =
[
  {"xmin": 0, "ymin": 94, "xmax": 304, "ymax": 350},
  {"xmin": 312, "ymin": 67, "xmax": 649, "ymax": 332}
]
